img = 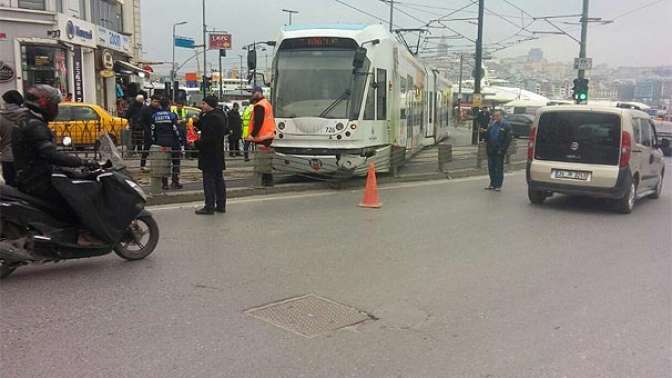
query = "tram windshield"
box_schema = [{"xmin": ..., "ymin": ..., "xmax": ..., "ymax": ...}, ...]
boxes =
[{"xmin": 274, "ymin": 49, "xmax": 368, "ymax": 119}]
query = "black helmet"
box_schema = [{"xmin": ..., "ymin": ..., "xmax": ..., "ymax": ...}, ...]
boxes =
[{"xmin": 24, "ymin": 85, "xmax": 62, "ymax": 122}]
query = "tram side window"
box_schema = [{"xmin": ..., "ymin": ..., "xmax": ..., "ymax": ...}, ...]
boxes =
[
  {"xmin": 364, "ymin": 71, "xmax": 376, "ymax": 121},
  {"xmin": 376, "ymin": 68, "xmax": 387, "ymax": 120}
]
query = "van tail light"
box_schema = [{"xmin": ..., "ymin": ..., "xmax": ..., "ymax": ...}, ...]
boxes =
[
  {"xmin": 619, "ymin": 130, "xmax": 631, "ymax": 168},
  {"xmin": 527, "ymin": 126, "xmax": 537, "ymax": 160}
]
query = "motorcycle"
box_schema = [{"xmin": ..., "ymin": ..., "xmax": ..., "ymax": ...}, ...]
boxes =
[{"xmin": 0, "ymin": 135, "xmax": 159, "ymax": 279}]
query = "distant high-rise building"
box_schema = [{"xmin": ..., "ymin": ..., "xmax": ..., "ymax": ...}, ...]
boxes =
[
  {"xmin": 617, "ymin": 82, "xmax": 636, "ymax": 101},
  {"xmin": 527, "ymin": 48, "xmax": 544, "ymax": 63}
]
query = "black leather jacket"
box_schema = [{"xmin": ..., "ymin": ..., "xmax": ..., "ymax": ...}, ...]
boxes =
[{"xmin": 11, "ymin": 110, "xmax": 83, "ymax": 199}]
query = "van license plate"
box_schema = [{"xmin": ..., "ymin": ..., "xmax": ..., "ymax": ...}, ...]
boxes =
[{"xmin": 553, "ymin": 169, "xmax": 591, "ymax": 180}]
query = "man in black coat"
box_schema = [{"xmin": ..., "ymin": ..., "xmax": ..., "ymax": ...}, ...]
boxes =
[
  {"xmin": 194, "ymin": 95, "xmax": 230, "ymax": 215},
  {"xmin": 228, "ymin": 102, "xmax": 243, "ymax": 157},
  {"xmin": 139, "ymin": 95, "xmax": 161, "ymax": 171},
  {"xmin": 124, "ymin": 94, "xmax": 145, "ymax": 152}
]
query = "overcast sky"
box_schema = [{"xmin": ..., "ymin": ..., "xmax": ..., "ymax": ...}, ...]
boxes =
[{"xmin": 141, "ymin": 0, "xmax": 672, "ymax": 73}]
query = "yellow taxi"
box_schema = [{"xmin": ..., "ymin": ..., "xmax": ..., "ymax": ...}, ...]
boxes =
[{"xmin": 50, "ymin": 103, "xmax": 127, "ymax": 146}]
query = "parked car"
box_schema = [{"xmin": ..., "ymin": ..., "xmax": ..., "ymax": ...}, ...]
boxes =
[
  {"xmin": 527, "ymin": 106, "xmax": 665, "ymax": 213},
  {"xmin": 505, "ymin": 113, "xmax": 535, "ymax": 138},
  {"xmin": 653, "ymin": 120, "xmax": 672, "ymax": 156},
  {"xmin": 50, "ymin": 103, "xmax": 127, "ymax": 147}
]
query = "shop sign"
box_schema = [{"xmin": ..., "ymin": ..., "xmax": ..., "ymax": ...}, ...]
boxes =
[
  {"xmin": 97, "ymin": 26, "xmax": 131, "ymax": 54},
  {"xmin": 57, "ymin": 14, "xmax": 97, "ymax": 48},
  {"xmin": 73, "ymin": 47, "xmax": 84, "ymax": 102},
  {"xmin": 0, "ymin": 61, "xmax": 14, "ymax": 82},
  {"xmin": 101, "ymin": 50, "xmax": 114, "ymax": 70},
  {"xmin": 208, "ymin": 33, "xmax": 232, "ymax": 50}
]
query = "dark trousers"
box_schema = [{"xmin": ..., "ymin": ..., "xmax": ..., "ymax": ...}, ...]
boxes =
[
  {"xmin": 139, "ymin": 139, "xmax": 152, "ymax": 168},
  {"xmin": 487, "ymin": 153, "xmax": 505, "ymax": 188},
  {"xmin": 243, "ymin": 141, "xmax": 252, "ymax": 159},
  {"xmin": 228, "ymin": 136, "xmax": 241, "ymax": 153},
  {"xmin": 131, "ymin": 126, "xmax": 144, "ymax": 152},
  {"xmin": 170, "ymin": 150, "xmax": 181, "ymax": 176},
  {"xmin": 1, "ymin": 161, "xmax": 16, "ymax": 186},
  {"xmin": 202, "ymin": 170, "xmax": 226, "ymax": 210}
]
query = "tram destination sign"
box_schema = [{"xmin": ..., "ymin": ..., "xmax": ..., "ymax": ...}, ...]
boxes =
[{"xmin": 280, "ymin": 37, "xmax": 358, "ymax": 50}]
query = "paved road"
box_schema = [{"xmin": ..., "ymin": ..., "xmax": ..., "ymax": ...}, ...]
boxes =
[{"xmin": 2, "ymin": 162, "xmax": 670, "ymax": 378}]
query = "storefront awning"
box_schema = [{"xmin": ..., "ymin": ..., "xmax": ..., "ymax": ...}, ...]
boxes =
[{"xmin": 114, "ymin": 61, "xmax": 148, "ymax": 76}]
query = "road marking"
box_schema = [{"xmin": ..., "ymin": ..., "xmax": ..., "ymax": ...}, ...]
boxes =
[{"xmin": 150, "ymin": 171, "xmax": 525, "ymax": 211}]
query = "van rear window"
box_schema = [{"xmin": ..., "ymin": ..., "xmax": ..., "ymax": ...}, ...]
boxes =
[{"xmin": 535, "ymin": 111, "xmax": 621, "ymax": 165}]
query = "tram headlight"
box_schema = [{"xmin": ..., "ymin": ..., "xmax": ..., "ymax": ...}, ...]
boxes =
[
  {"xmin": 277, "ymin": 122, "xmax": 286, "ymax": 130},
  {"xmin": 350, "ymin": 123, "xmax": 357, "ymax": 130},
  {"xmin": 336, "ymin": 122, "xmax": 344, "ymax": 131}
]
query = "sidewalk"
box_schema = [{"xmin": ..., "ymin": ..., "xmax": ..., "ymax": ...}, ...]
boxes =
[{"xmin": 139, "ymin": 134, "xmax": 529, "ymax": 206}]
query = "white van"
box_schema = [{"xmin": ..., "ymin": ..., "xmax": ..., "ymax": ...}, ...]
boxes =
[{"xmin": 526, "ymin": 106, "xmax": 666, "ymax": 213}]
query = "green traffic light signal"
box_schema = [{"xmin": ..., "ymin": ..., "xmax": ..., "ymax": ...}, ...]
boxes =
[{"xmin": 579, "ymin": 93, "xmax": 587, "ymax": 101}]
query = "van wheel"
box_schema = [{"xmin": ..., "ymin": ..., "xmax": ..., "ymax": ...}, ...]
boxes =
[
  {"xmin": 649, "ymin": 171, "xmax": 664, "ymax": 199},
  {"xmin": 616, "ymin": 181, "xmax": 637, "ymax": 214},
  {"xmin": 528, "ymin": 188, "xmax": 546, "ymax": 205}
]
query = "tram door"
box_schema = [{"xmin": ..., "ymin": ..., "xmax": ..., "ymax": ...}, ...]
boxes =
[{"xmin": 426, "ymin": 71, "xmax": 436, "ymax": 138}]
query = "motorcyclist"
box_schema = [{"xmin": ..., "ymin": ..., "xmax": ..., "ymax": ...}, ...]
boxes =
[{"xmin": 11, "ymin": 85, "xmax": 99, "ymax": 208}]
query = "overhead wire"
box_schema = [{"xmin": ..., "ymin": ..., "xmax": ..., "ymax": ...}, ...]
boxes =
[
  {"xmin": 611, "ymin": 0, "xmax": 667, "ymax": 20},
  {"xmin": 333, "ymin": 0, "xmax": 395, "ymax": 25}
]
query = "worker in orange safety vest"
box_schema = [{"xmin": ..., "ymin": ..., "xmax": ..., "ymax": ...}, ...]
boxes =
[{"xmin": 245, "ymin": 86, "xmax": 275, "ymax": 148}]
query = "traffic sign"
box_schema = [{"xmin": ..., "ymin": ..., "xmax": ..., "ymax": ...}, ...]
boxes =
[
  {"xmin": 574, "ymin": 57, "xmax": 592, "ymax": 70},
  {"xmin": 472, "ymin": 94, "xmax": 482, "ymax": 107}
]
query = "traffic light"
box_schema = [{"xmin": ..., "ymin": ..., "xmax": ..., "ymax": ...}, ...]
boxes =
[
  {"xmin": 572, "ymin": 78, "xmax": 589, "ymax": 103},
  {"xmin": 202, "ymin": 75, "xmax": 212, "ymax": 91}
]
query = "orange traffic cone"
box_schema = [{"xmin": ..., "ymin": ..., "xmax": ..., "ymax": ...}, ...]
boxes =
[{"xmin": 358, "ymin": 162, "xmax": 382, "ymax": 208}]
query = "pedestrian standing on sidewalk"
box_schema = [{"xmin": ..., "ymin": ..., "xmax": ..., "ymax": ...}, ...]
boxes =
[
  {"xmin": 478, "ymin": 107, "xmax": 491, "ymax": 142},
  {"xmin": 125, "ymin": 94, "xmax": 145, "ymax": 153},
  {"xmin": 228, "ymin": 103, "xmax": 242, "ymax": 157},
  {"xmin": 139, "ymin": 95, "xmax": 161, "ymax": 171},
  {"xmin": 194, "ymin": 95, "xmax": 230, "ymax": 215},
  {"xmin": 241, "ymin": 103, "xmax": 253, "ymax": 161},
  {"xmin": 246, "ymin": 87, "xmax": 276, "ymax": 186},
  {"xmin": 484, "ymin": 110, "xmax": 512, "ymax": 192},
  {"xmin": 0, "ymin": 90, "xmax": 26, "ymax": 186},
  {"xmin": 152, "ymin": 98, "xmax": 185, "ymax": 190}
]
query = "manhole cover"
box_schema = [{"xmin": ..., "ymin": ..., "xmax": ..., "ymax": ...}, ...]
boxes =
[{"xmin": 245, "ymin": 294, "xmax": 373, "ymax": 338}]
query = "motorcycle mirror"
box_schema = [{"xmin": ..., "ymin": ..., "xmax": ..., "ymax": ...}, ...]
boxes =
[{"xmin": 62, "ymin": 136, "xmax": 72, "ymax": 147}]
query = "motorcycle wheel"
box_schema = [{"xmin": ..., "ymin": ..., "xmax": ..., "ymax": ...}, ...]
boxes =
[
  {"xmin": 114, "ymin": 215, "xmax": 159, "ymax": 261},
  {"xmin": 0, "ymin": 259, "xmax": 18, "ymax": 279}
]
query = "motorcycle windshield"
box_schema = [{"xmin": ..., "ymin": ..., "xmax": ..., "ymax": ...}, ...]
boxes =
[{"xmin": 97, "ymin": 134, "xmax": 126, "ymax": 169}]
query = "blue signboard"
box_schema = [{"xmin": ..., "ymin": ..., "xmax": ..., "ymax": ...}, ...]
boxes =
[{"xmin": 175, "ymin": 37, "xmax": 195, "ymax": 49}]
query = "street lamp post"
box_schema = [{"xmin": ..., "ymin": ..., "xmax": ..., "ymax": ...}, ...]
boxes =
[
  {"xmin": 281, "ymin": 9, "xmax": 299, "ymax": 25},
  {"xmin": 171, "ymin": 21, "xmax": 188, "ymax": 102},
  {"xmin": 202, "ymin": 0, "xmax": 207, "ymax": 98},
  {"xmin": 238, "ymin": 54, "xmax": 244, "ymax": 89}
]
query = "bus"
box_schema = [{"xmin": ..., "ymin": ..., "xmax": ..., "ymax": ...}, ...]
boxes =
[{"xmin": 271, "ymin": 24, "xmax": 453, "ymax": 175}]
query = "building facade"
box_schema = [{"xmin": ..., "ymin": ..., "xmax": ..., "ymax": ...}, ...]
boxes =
[{"xmin": 0, "ymin": 0, "xmax": 144, "ymax": 114}]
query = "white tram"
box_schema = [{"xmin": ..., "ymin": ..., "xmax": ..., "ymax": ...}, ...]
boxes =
[{"xmin": 271, "ymin": 24, "xmax": 453, "ymax": 175}]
